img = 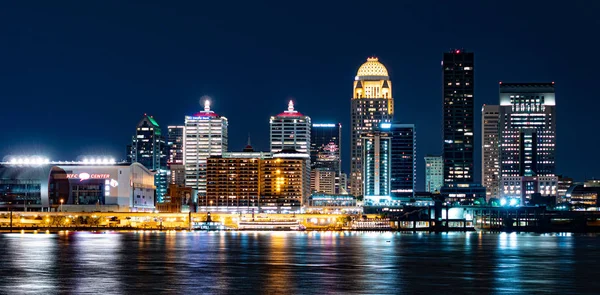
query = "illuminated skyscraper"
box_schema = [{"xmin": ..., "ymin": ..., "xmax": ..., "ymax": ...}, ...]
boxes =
[
  {"xmin": 184, "ymin": 100, "xmax": 228, "ymax": 203},
  {"xmin": 425, "ymin": 155, "xmax": 443, "ymax": 193},
  {"xmin": 443, "ymin": 50, "xmax": 474, "ymax": 184},
  {"xmin": 381, "ymin": 123, "xmax": 416, "ymax": 198},
  {"xmin": 129, "ymin": 115, "xmax": 168, "ymax": 202},
  {"xmin": 499, "ymin": 83, "xmax": 557, "ymax": 204},
  {"xmin": 482, "ymin": 105, "xmax": 500, "ymax": 199},
  {"xmin": 167, "ymin": 125, "xmax": 185, "ymax": 186},
  {"xmin": 270, "ymin": 101, "xmax": 311, "ymax": 154},
  {"xmin": 350, "ymin": 57, "xmax": 393, "ymax": 197},
  {"xmin": 362, "ymin": 131, "xmax": 391, "ymax": 203},
  {"xmin": 310, "ymin": 123, "xmax": 343, "ymax": 193}
]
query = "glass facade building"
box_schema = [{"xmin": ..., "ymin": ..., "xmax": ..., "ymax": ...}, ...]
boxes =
[
  {"xmin": 350, "ymin": 57, "xmax": 394, "ymax": 197},
  {"xmin": 442, "ymin": 50, "xmax": 475, "ymax": 184}
]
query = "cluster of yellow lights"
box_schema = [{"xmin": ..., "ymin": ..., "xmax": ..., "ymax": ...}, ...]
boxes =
[{"xmin": 356, "ymin": 57, "xmax": 389, "ymax": 77}]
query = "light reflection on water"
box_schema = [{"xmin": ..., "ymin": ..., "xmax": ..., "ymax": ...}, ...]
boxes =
[{"xmin": 0, "ymin": 232, "xmax": 598, "ymax": 294}]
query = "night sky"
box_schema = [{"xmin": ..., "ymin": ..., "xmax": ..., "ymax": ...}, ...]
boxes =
[{"xmin": 1, "ymin": 1, "xmax": 598, "ymax": 190}]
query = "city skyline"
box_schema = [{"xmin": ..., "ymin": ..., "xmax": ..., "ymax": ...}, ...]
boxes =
[{"xmin": 1, "ymin": 1, "xmax": 599, "ymax": 190}]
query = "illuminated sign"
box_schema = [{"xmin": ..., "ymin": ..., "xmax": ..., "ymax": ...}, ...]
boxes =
[
  {"xmin": 380, "ymin": 123, "xmax": 391, "ymax": 129},
  {"xmin": 313, "ymin": 124, "xmax": 336, "ymax": 127},
  {"xmin": 66, "ymin": 173, "xmax": 111, "ymax": 181}
]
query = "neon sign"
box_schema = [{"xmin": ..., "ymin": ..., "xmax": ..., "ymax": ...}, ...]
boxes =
[{"xmin": 66, "ymin": 173, "xmax": 111, "ymax": 180}]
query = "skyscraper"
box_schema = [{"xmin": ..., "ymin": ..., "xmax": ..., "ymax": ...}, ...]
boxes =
[
  {"xmin": 129, "ymin": 115, "xmax": 168, "ymax": 202},
  {"xmin": 350, "ymin": 57, "xmax": 394, "ymax": 197},
  {"xmin": 442, "ymin": 50, "xmax": 474, "ymax": 185},
  {"xmin": 362, "ymin": 131, "xmax": 391, "ymax": 203},
  {"xmin": 270, "ymin": 101, "xmax": 311, "ymax": 154},
  {"xmin": 482, "ymin": 105, "xmax": 500, "ymax": 200},
  {"xmin": 381, "ymin": 123, "xmax": 416, "ymax": 198},
  {"xmin": 184, "ymin": 100, "xmax": 228, "ymax": 205},
  {"xmin": 425, "ymin": 155, "xmax": 443, "ymax": 193},
  {"xmin": 167, "ymin": 125, "xmax": 185, "ymax": 186},
  {"xmin": 310, "ymin": 123, "xmax": 341, "ymax": 173},
  {"xmin": 310, "ymin": 123, "xmax": 343, "ymax": 193},
  {"xmin": 499, "ymin": 82, "xmax": 557, "ymax": 204}
]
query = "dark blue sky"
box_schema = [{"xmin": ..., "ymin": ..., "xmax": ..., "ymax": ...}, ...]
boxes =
[{"xmin": 1, "ymin": 1, "xmax": 598, "ymax": 189}]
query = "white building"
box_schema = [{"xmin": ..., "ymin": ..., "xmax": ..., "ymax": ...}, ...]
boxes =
[
  {"xmin": 184, "ymin": 100, "xmax": 228, "ymax": 199},
  {"xmin": 499, "ymin": 83, "xmax": 557, "ymax": 204},
  {"xmin": 482, "ymin": 105, "xmax": 500, "ymax": 199},
  {"xmin": 424, "ymin": 155, "xmax": 443, "ymax": 193},
  {"xmin": 270, "ymin": 101, "xmax": 311, "ymax": 153},
  {"xmin": 0, "ymin": 159, "xmax": 155, "ymax": 212}
]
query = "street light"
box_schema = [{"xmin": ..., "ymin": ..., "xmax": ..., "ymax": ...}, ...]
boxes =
[{"xmin": 60, "ymin": 199, "xmax": 64, "ymax": 212}]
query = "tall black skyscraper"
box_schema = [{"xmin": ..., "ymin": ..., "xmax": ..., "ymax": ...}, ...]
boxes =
[
  {"xmin": 443, "ymin": 50, "xmax": 474, "ymax": 184},
  {"xmin": 129, "ymin": 115, "xmax": 168, "ymax": 202},
  {"xmin": 386, "ymin": 123, "xmax": 416, "ymax": 198}
]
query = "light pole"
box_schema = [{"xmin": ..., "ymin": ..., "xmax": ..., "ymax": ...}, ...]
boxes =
[{"xmin": 60, "ymin": 199, "xmax": 64, "ymax": 212}]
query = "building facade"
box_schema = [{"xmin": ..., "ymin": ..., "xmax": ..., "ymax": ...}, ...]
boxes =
[
  {"xmin": 382, "ymin": 123, "xmax": 416, "ymax": 198},
  {"xmin": 425, "ymin": 155, "xmax": 443, "ymax": 193},
  {"xmin": 482, "ymin": 105, "xmax": 500, "ymax": 200},
  {"xmin": 270, "ymin": 101, "xmax": 311, "ymax": 154},
  {"xmin": 0, "ymin": 160, "xmax": 155, "ymax": 212},
  {"xmin": 310, "ymin": 169, "xmax": 336, "ymax": 195},
  {"xmin": 362, "ymin": 131, "xmax": 391, "ymax": 204},
  {"xmin": 184, "ymin": 100, "xmax": 228, "ymax": 203},
  {"xmin": 167, "ymin": 126, "xmax": 185, "ymax": 186},
  {"xmin": 443, "ymin": 50, "xmax": 475, "ymax": 184},
  {"xmin": 350, "ymin": 57, "xmax": 394, "ymax": 197},
  {"xmin": 310, "ymin": 123, "xmax": 343, "ymax": 193},
  {"xmin": 260, "ymin": 150, "xmax": 310, "ymax": 213},
  {"xmin": 499, "ymin": 83, "xmax": 557, "ymax": 204},
  {"xmin": 129, "ymin": 115, "xmax": 168, "ymax": 202}
]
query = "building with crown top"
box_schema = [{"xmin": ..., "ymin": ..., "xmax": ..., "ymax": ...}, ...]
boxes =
[
  {"xmin": 350, "ymin": 57, "xmax": 394, "ymax": 197},
  {"xmin": 184, "ymin": 100, "xmax": 228, "ymax": 207},
  {"xmin": 270, "ymin": 101, "xmax": 311, "ymax": 154}
]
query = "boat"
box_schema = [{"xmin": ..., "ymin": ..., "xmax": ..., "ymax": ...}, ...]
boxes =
[{"xmin": 237, "ymin": 218, "xmax": 305, "ymax": 231}]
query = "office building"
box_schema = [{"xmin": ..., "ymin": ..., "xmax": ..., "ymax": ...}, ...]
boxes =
[
  {"xmin": 557, "ymin": 175, "xmax": 573, "ymax": 203},
  {"xmin": 260, "ymin": 150, "xmax": 310, "ymax": 213},
  {"xmin": 310, "ymin": 169, "xmax": 336, "ymax": 194},
  {"xmin": 499, "ymin": 83, "xmax": 557, "ymax": 204},
  {"xmin": 440, "ymin": 183, "xmax": 486, "ymax": 205},
  {"xmin": 362, "ymin": 131, "xmax": 391, "ymax": 204},
  {"xmin": 482, "ymin": 104, "xmax": 500, "ymax": 199},
  {"xmin": 167, "ymin": 126, "xmax": 185, "ymax": 186},
  {"xmin": 184, "ymin": 100, "xmax": 228, "ymax": 202},
  {"xmin": 350, "ymin": 57, "xmax": 394, "ymax": 197},
  {"xmin": 310, "ymin": 123, "xmax": 343, "ymax": 192},
  {"xmin": 443, "ymin": 50, "xmax": 475, "ymax": 184},
  {"xmin": 206, "ymin": 150, "xmax": 264, "ymax": 210},
  {"xmin": 425, "ymin": 155, "xmax": 443, "ymax": 193},
  {"xmin": 381, "ymin": 123, "xmax": 416, "ymax": 198},
  {"xmin": 270, "ymin": 101, "xmax": 311, "ymax": 153},
  {"xmin": 128, "ymin": 115, "xmax": 168, "ymax": 202}
]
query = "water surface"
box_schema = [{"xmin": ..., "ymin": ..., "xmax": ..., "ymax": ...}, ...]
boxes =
[{"xmin": 0, "ymin": 231, "xmax": 597, "ymax": 294}]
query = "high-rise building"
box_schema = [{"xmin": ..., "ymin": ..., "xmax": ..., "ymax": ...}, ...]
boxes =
[
  {"xmin": 260, "ymin": 150, "xmax": 310, "ymax": 212},
  {"xmin": 270, "ymin": 101, "xmax": 311, "ymax": 154},
  {"xmin": 310, "ymin": 123, "xmax": 341, "ymax": 172},
  {"xmin": 424, "ymin": 155, "xmax": 443, "ymax": 193},
  {"xmin": 310, "ymin": 123, "xmax": 343, "ymax": 193},
  {"xmin": 381, "ymin": 123, "xmax": 416, "ymax": 198},
  {"xmin": 482, "ymin": 105, "xmax": 500, "ymax": 200},
  {"xmin": 362, "ymin": 131, "xmax": 391, "ymax": 203},
  {"xmin": 167, "ymin": 126, "xmax": 185, "ymax": 186},
  {"xmin": 206, "ymin": 149, "xmax": 266, "ymax": 210},
  {"xmin": 350, "ymin": 57, "xmax": 394, "ymax": 197},
  {"xmin": 129, "ymin": 115, "xmax": 168, "ymax": 202},
  {"xmin": 443, "ymin": 50, "xmax": 475, "ymax": 185},
  {"xmin": 499, "ymin": 83, "xmax": 557, "ymax": 204},
  {"xmin": 184, "ymin": 100, "xmax": 228, "ymax": 203}
]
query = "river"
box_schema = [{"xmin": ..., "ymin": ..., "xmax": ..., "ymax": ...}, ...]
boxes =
[{"xmin": 0, "ymin": 231, "xmax": 597, "ymax": 294}]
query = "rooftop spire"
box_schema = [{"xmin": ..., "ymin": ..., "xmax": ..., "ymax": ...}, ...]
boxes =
[
  {"xmin": 204, "ymin": 100, "xmax": 211, "ymax": 112},
  {"xmin": 288, "ymin": 100, "xmax": 294, "ymax": 112}
]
